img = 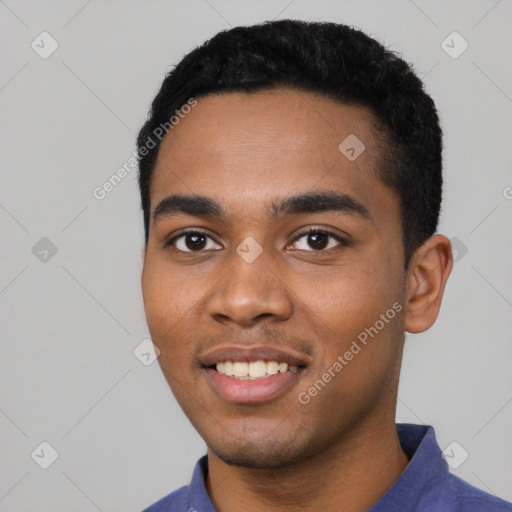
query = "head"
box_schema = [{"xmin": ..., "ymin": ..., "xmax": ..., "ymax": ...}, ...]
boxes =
[{"xmin": 138, "ymin": 20, "xmax": 452, "ymax": 469}]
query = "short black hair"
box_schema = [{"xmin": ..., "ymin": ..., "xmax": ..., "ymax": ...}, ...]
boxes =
[{"xmin": 137, "ymin": 19, "xmax": 442, "ymax": 265}]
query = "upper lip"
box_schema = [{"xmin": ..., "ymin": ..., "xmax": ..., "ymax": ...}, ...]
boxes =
[{"xmin": 200, "ymin": 345, "xmax": 310, "ymax": 368}]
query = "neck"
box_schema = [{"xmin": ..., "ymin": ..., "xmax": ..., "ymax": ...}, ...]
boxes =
[{"xmin": 206, "ymin": 417, "xmax": 409, "ymax": 512}]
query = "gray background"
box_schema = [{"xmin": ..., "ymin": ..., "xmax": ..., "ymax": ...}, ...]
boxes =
[{"xmin": 1, "ymin": 0, "xmax": 511, "ymax": 510}]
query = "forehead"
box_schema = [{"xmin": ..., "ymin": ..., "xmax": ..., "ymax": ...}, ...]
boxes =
[{"xmin": 150, "ymin": 89, "xmax": 392, "ymax": 219}]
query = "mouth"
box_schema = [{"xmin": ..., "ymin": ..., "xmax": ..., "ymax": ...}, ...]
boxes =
[
  {"xmin": 200, "ymin": 346, "xmax": 309, "ymax": 403},
  {"xmin": 213, "ymin": 360, "xmax": 299, "ymax": 380}
]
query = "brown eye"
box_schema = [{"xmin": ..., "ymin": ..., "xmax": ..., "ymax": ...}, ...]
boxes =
[
  {"xmin": 290, "ymin": 229, "xmax": 346, "ymax": 252},
  {"xmin": 306, "ymin": 232, "xmax": 329, "ymax": 250},
  {"xmin": 168, "ymin": 231, "xmax": 222, "ymax": 252},
  {"xmin": 184, "ymin": 233, "xmax": 207, "ymax": 250}
]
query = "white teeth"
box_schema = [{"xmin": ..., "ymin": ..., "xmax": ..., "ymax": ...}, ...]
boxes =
[
  {"xmin": 223, "ymin": 361, "xmax": 235, "ymax": 376},
  {"xmin": 233, "ymin": 362, "xmax": 249, "ymax": 378},
  {"xmin": 249, "ymin": 361, "xmax": 267, "ymax": 378},
  {"xmin": 215, "ymin": 360, "xmax": 299, "ymax": 379},
  {"xmin": 266, "ymin": 361, "xmax": 279, "ymax": 375}
]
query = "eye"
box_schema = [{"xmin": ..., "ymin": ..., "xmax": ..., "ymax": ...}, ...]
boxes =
[
  {"xmin": 290, "ymin": 228, "xmax": 347, "ymax": 252},
  {"xmin": 166, "ymin": 230, "xmax": 222, "ymax": 252}
]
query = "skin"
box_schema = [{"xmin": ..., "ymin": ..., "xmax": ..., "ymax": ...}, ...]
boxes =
[{"xmin": 141, "ymin": 89, "xmax": 453, "ymax": 512}]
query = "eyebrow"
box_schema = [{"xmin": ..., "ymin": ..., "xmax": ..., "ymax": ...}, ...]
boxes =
[{"xmin": 153, "ymin": 190, "xmax": 371, "ymax": 224}]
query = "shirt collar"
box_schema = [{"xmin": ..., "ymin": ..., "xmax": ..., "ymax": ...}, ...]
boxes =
[
  {"xmin": 187, "ymin": 423, "xmax": 447, "ymax": 512},
  {"xmin": 188, "ymin": 456, "xmax": 216, "ymax": 512},
  {"xmin": 368, "ymin": 423, "xmax": 448, "ymax": 511}
]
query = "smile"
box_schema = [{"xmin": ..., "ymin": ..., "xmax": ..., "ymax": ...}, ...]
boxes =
[
  {"xmin": 215, "ymin": 360, "xmax": 298, "ymax": 379},
  {"xmin": 200, "ymin": 346, "xmax": 309, "ymax": 403}
]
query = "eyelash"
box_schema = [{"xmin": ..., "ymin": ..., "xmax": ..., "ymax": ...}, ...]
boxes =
[{"xmin": 165, "ymin": 227, "xmax": 348, "ymax": 254}]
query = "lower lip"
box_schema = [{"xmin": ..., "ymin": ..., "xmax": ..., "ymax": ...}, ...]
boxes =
[{"xmin": 204, "ymin": 368, "xmax": 303, "ymax": 404}]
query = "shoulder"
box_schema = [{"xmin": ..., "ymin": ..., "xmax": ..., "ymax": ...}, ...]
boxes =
[
  {"xmin": 141, "ymin": 485, "xmax": 190, "ymax": 512},
  {"xmin": 142, "ymin": 456, "xmax": 211, "ymax": 512},
  {"xmin": 447, "ymin": 473, "xmax": 512, "ymax": 512}
]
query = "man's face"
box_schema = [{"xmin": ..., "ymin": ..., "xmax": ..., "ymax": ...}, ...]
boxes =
[{"xmin": 141, "ymin": 89, "xmax": 407, "ymax": 468}]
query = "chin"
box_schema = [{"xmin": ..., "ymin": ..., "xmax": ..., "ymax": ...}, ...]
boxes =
[{"xmin": 207, "ymin": 434, "xmax": 318, "ymax": 470}]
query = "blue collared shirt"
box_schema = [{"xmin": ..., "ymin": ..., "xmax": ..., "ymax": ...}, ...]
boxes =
[{"xmin": 143, "ymin": 423, "xmax": 511, "ymax": 511}]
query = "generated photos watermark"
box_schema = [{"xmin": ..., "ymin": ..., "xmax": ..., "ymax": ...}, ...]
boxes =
[
  {"xmin": 298, "ymin": 301, "xmax": 403, "ymax": 405},
  {"xmin": 92, "ymin": 97, "xmax": 198, "ymax": 201}
]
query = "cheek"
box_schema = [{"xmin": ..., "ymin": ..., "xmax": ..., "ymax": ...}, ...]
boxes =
[
  {"xmin": 309, "ymin": 260, "xmax": 401, "ymax": 336},
  {"xmin": 142, "ymin": 256, "xmax": 203, "ymax": 332},
  {"xmin": 298, "ymin": 253, "xmax": 404, "ymax": 384},
  {"xmin": 141, "ymin": 255, "xmax": 219, "ymax": 384}
]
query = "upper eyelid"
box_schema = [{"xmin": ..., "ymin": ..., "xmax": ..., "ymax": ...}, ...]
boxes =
[
  {"xmin": 291, "ymin": 227, "xmax": 347, "ymax": 242},
  {"xmin": 167, "ymin": 227, "xmax": 347, "ymax": 250},
  {"xmin": 166, "ymin": 228, "xmax": 220, "ymax": 248}
]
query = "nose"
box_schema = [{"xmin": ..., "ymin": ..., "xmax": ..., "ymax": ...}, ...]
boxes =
[{"xmin": 206, "ymin": 246, "xmax": 294, "ymax": 327}]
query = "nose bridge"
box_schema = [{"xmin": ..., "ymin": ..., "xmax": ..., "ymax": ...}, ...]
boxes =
[{"xmin": 206, "ymin": 240, "xmax": 293, "ymax": 325}]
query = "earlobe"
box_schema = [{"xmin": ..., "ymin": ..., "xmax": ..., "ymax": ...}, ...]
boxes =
[{"xmin": 403, "ymin": 234, "xmax": 453, "ymax": 334}]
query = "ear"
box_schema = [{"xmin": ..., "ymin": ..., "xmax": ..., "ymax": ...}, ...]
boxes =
[{"xmin": 404, "ymin": 234, "xmax": 453, "ymax": 334}]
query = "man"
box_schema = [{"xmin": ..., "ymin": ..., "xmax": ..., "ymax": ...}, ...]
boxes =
[{"xmin": 137, "ymin": 19, "xmax": 511, "ymax": 512}]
